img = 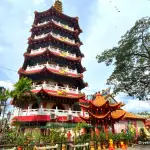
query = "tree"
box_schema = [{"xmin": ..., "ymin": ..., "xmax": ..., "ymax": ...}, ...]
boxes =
[
  {"xmin": 96, "ymin": 17, "xmax": 150, "ymax": 98},
  {"xmin": 0, "ymin": 88, "xmax": 10, "ymax": 130},
  {"xmin": 10, "ymin": 77, "xmax": 34, "ymax": 106}
]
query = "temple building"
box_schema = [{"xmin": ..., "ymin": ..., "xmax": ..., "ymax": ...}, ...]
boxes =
[
  {"xmin": 79, "ymin": 92, "xmax": 146, "ymax": 134},
  {"xmin": 11, "ymin": 0, "xmax": 88, "ymax": 129},
  {"xmin": 10, "ymin": 0, "xmax": 147, "ymax": 135}
]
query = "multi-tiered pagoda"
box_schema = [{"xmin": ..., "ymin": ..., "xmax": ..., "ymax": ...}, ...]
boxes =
[{"xmin": 12, "ymin": 0, "xmax": 87, "ymax": 128}]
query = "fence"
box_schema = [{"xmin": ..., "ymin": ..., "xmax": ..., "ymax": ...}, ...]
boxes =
[{"xmin": 0, "ymin": 143, "xmax": 90, "ymax": 150}]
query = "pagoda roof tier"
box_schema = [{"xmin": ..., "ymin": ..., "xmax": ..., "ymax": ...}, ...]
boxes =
[
  {"xmin": 111, "ymin": 110, "xmax": 126, "ymax": 120},
  {"xmin": 28, "ymin": 33, "xmax": 82, "ymax": 47},
  {"xmin": 88, "ymin": 111, "xmax": 111, "ymax": 119},
  {"xmin": 33, "ymin": 89, "xmax": 85, "ymax": 99},
  {"xmin": 18, "ymin": 67, "xmax": 83, "ymax": 79},
  {"xmin": 31, "ymin": 20, "xmax": 80, "ymax": 37},
  {"xmin": 90, "ymin": 95, "xmax": 109, "ymax": 108},
  {"xmin": 79, "ymin": 101, "xmax": 124, "ymax": 110},
  {"xmin": 34, "ymin": 6, "xmax": 82, "ymax": 33},
  {"xmin": 80, "ymin": 94, "xmax": 125, "ymax": 108},
  {"xmin": 24, "ymin": 48, "xmax": 82, "ymax": 62},
  {"xmin": 19, "ymin": 71, "xmax": 88, "ymax": 90},
  {"xmin": 79, "ymin": 110, "xmax": 126, "ymax": 121},
  {"xmin": 123, "ymin": 111, "xmax": 145, "ymax": 120}
]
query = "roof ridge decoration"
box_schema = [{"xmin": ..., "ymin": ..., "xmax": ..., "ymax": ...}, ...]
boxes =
[{"xmin": 54, "ymin": 0, "xmax": 63, "ymax": 13}]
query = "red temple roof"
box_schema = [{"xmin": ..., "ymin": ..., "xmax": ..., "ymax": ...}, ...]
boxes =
[
  {"xmin": 34, "ymin": 6, "xmax": 82, "ymax": 33},
  {"xmin": 24, "ymin": 49, "xmax": 82, "ymax": 62},
  {"xmin": 31, "ymin": 20, "xmax": 79, "ymax": 36},
  {"xmin": 28, "ymin": 34, "xmax": 82, "ymax": 47},
  {"xmin": 18, "ymin": 67, "xmax": 83, "ymax": 79}
]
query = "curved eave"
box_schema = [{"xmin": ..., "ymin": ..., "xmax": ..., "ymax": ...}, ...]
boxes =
[
  {"xmin": 109, "ymin": 102, "xmax": 122, "ymax": 108},
  {"xmin": 28, "ymin": 34, "xmax": 82, "ymax": 47},
  {"xmin": 90, "ymin": 100, "xmax": 109, "ymax": 108},
  {"xmin": 18, "ymin": 67, "xmax": 83, "ymax": 79},
  {"xmin": 123, "ymin": 112, "xmax": 146, "ymax": 120},
  {"xmin": 31, "ymin": 21, "xmax": 79, "ymax": 36},
  {"xmin": 79, "ymin": 104, "xmax": 90, "ymax": 109},
  {"xmin": 88, "ymin": 111, "xmax": 111, "ymax": 119},
  {"xmin": 111, "ymin": 110, "xmax": 126, "ymax": 120},
  {"xmin": 34, "ymin": 6, "xmax": 82, "ymax": 33},
  {"xmin": 33, "ymin": 89, "xmax": 85, "ymax": 99},
  {"xmin": 78, "ymin": 114, "xmax": 89, "ymax": 121},
  {"xmin": 24, "ymin": 49, "xmax": 82, "ymax": 62}
]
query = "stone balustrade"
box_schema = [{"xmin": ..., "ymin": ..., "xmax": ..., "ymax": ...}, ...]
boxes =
[
  {"xmin": 33, "ymin": 32, "xmax": 75, "ymax": 44},
  {"xmin": 26, "ymin": 62, "xmax": 78, "ymax": 75},
  {"xmin": 50, "ymin": 32, "xmax": 75, "ymax": 44},
  {"xmin": 30, "ymin": 46, "xmax": 76, "ymax": 58},
  {"xmin": 12, "ymin": 108, "xmax": 89, "ymax": 118},
  {"xmin": 36, "ymin": 19, "xmax": 74, "ymax": 32},
  {"xmin": 34, "ymin": 33, "xmax": 49, "ymax": 39},
  {"xmin": 32, "ymin": 83, "xmax": 80, "ymax": 94},
  {"xmin": 52, "ymin": 19, "xmax": 74, "ymax": 31}
]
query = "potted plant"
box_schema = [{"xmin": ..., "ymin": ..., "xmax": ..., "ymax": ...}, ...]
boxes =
[
  {"xmin": 112, "ymin": 133, "xmax": 119, "ymax": 148},
  {"xmin": 16, "ymin": 133, "xmax": 26, "ymax": 150},
  {"xmin": 99, "ymin": 132, "xmax": 106, "ymax": 148}
]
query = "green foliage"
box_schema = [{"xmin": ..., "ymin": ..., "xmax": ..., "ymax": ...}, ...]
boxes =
[
  {"xmin": 96, "ymin": 17, "xmax": 150, "ymax": 97},
  {"xmin": 11, "ymin": 77, "xmax": 32, "ymax": 99},
  {"xmin": 74, "ymin": 133, "xmax": 91, "ymax": 144},
  {"xmin": 0, "ymin": 89, "xmax": 10, "ymax": 102}
]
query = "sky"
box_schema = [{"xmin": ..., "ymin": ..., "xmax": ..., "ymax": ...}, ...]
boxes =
[{"xmin": 0, "ymin": 0, "xmax": 150, "ymax": 113}]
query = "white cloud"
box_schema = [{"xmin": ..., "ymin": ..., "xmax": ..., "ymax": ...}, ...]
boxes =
[
  {"xmin": 115, "ymin": 93, "xmax": 150, "ymax": 113},
  {"xmin": 33, "ymin": 0, "xmax": 45, "ymax": 5},
  {"xmin": 123, "ymin": 100, "xmax": 150, "ymax": 113},
  {"xmin": 0, "ymin": 81, "xmax": 14, "ymax": 91}
]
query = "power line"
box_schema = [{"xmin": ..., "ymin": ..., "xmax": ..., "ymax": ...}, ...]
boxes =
[{"xmin": 0, "ymin": 67, "xmax": 17, "ymax": 73}]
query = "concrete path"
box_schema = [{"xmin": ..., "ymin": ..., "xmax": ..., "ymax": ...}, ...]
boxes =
[{"xmin": 112, "ymin": 145, "xmax": 150, "ymax": 150}]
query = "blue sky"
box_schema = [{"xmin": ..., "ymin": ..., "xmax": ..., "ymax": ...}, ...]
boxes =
[{"xmin": 0, "ymin": 0, "xmax": 150, "ymax": 112}]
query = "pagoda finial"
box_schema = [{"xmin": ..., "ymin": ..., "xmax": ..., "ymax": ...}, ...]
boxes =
[{"xmin": 54, "ymin": 0, "xmax": 63, "ymax": 13}]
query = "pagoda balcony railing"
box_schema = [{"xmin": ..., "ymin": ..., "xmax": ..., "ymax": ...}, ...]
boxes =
[
  {"xmin": 34, "ymin": 33, "xmax": 49, "ymax": 40},
  {"xmin": 12, "ymin": 108, "xmax": 89, "ymax": 118},
  {"xmin": 36, "ymin": 19, "xmax": 74, "ymax": 31},
  {"xmin": 50, "ymin": 32, "xmax": 75, "ymax": 44},
  {"xmin": 32, "ymin": 83, "xmax": 80, "ymax": 94},
  {"xmin": 37, "ymin": 21, "xmax": 48, "ymax": 26},
  {"xmin": 30, "ymin": 46, "xmax": 76, "ymax": 58},
  {"xmin": 34, "ymin": 32, "xmax": 75, "ymax": 44},
  {"xmin": 52, "ymin": 19, "xmax": 74, "ymax": 31},
  {"xmin": 26, "ymin": 62, "xmax": 78, "ymax": 75}
]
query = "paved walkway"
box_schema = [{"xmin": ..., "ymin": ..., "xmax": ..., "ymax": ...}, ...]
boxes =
[{"xmin": 113, "ymin": 145, "xmax": 150, "ymax": 150}]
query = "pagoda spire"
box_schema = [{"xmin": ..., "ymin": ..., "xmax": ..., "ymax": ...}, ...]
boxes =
[{"xmin": 54, "ymin": 0, "xmax": 63, "ymax": 13}]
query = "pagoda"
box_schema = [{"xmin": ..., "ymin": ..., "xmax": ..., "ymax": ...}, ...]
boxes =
[
  {"xmin": 79, "ymin": 92, "xmax": 126, "ymax": 135},
  {"xmin": 11, "ymin": 0, "xmax": 87, "ymax": 128}
]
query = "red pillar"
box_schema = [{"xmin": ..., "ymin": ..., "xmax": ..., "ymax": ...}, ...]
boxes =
[{"xmin": 95, "ymin": 127, "xmax": 99, "ymax": 136}]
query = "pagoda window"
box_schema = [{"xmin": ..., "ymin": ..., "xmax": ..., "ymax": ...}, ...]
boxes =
[
  {"xmin": 57, "ymin": 83, "xmax": 64, "ymax": 87},
  {"xmin": 32, "ymin": 103, "xmax": 39, "ymax": 109}
]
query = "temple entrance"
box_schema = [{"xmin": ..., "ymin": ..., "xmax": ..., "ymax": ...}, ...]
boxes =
[
  {"xmin": 32, "ymin": 103, "xmax": 39, "ymax": 109},
  {"xmin": 52, "ymin": 104, "xmax": 65, "ymax": 110}
]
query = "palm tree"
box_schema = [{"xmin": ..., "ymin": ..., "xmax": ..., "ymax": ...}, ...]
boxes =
[{"xmin": 11, "ymin": 77, "xmax": 32, "ymax": 103}]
